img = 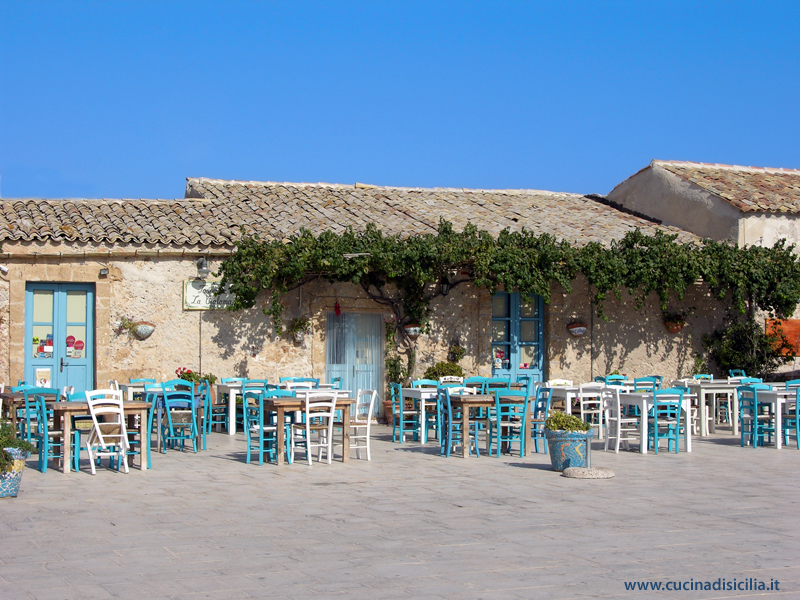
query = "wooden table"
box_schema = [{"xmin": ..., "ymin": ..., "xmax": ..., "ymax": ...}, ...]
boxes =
[
  {"xmin": 52, "ymin": 401, "xmax": 151, "ymax": 473},
  {"xmin": 1, "ymin": 391, "xmax": 59, "ymax": 433},
  {"xmin": 266, "ymin": 396, "xmax": 355, "ymax": 465},
  {"xmin": 448, "ymin": 394, "xmax": 494, "ymax": 458}
]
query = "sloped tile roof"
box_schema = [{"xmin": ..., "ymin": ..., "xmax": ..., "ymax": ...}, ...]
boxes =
[
  {"xmin": 0, "ymin": 178, "xmax": 699, "ymax": 248},
  {"xmin": 654, "ymin": 160, "xmax": 800, "ymax": 213}
]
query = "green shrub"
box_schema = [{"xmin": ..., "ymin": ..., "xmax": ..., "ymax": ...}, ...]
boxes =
[
  {"xmin": 703, "ymin": 316, "xmax": 794, "ymax": 378},
  {"xmin": 545, "ymin": 412, "xmax": 591, "ymax": 432},
  {"xmin": 423, "ymin": 361, "xmax": 464, "ymax": 380},
  {"xmin": 0, "ymin": 422, "xmax": 35, "ymax": 472}
]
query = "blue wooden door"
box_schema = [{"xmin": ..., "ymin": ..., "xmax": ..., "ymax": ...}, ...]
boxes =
[
  {"xmin": 25, "ymin": 283, "xmax": 95, "ymax": 394},
  {"xmin": 325, "ymin": 312, "xmax": 382, "ymax": 415},
  {"xmin": 491, "ymin": 292, "xmax": 544, "ymax": 382}
]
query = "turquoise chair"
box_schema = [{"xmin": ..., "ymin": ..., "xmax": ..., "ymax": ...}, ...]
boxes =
[
  {"xmin": 529, "ymin": 386, "xmax": 552, "ymax": 453},
  {"xmin": 162, "ymin": 387, "xmax": 198, "ymax": 453},
  {"xmin": 31, "ymin": 393, "xmax": 66, "ymax": 473},
  {"xmin": 329, "ymin": 377, "xmax": 342, "ymax": 390},
  {"xmin": 390, "ymin": 383, "xmax": 418, "ymax": 443},
  {"xmin": 693, "ymin": 374, "xmax": 713, "ymax": 381},
  {"xmin": 738, "ymin": 385, "xmax": 775, "ymax": 448},
  {"xmin": 242, "ymin": 388, "xmax": 277, "ymax": 465},
  {"xmin": 488, "ymin": 387, "xmax": 529, "ymax": 457},
  {"xmin": 21, "ymin": 387, "xmax": 60, "ymax": 443},
  {"xmin": 438, "ymin": 387, "xmax": 480, "ymax": 458},
  {"xmin": 646, "ymin": 375, "xmax": 664, "ymax": 388},
  {"xmin": 464, "ymin": 377, "xmax": 488, "ymax": 394},
  {"xmin": 265, "ymin": 388, "xmax": 296, "ymax": 464},
  {"xmin": 729, "ymin": 369, "xmax": 746, "ymax": 378},
  {"xmin": 648, "ymin": 388, "xmax": 685, "ymax": 454},
  {"xmin": 739, "ymin": 377, "xmax": 763, "ymax": 385},
  {"xmin": 634, "ymin": 377, "xmax": 660, "ymax": 392}
]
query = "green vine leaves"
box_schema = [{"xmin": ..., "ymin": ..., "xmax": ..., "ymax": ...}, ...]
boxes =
[{"xmin": 214, "ymin": 220, "xmax": 800, "ymax": 332}]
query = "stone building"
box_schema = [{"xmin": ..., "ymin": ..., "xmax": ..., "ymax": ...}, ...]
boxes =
[
  {"xmin": 608, "ymin": 160, "xmax": 800, "ymax": 246},
  {"xmin": 0, "ymin": 176, "xmax": 728, "ymax": 411}
]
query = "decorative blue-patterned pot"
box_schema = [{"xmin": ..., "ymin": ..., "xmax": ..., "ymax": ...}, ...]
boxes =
[
  {"xmin": 0, "ymin": 448, "xmax": 30, "ymax": 498},
  {"xmin": 545, "ymin": 429, "xmax": 595, "ymax": 471}
]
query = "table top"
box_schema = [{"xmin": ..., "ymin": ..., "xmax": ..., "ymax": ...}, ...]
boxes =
[
  {"xmin": 52, "ymin": 401, "xmax": 151, "ymax": 411},
  {"xmin": 1, "ymin": 390, "xmax": 59, "ymax": 400},
  {"xmin": 264, "ymin": 397, "xmax": 355, "ymax": 409}
]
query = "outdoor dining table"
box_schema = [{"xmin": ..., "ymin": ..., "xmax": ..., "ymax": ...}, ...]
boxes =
[
  {"xmin": 732, "ymin": 388, "xmax": 796, "ymax": 448},
  {"xmin": 401, "ymin": 387, "xmax": 439, "ymax": 444},
  {"xmin": 266, "ymin": 394, "xmax": 355, "ymax": 466},
  {"xmin": 618, "ymin": 391, "xmax": 692, "ymax": 454},
  {"xmin": 551, "ymin": 382, "xmax": 635, "ymax": 415},
  {"xmin": 52, "ymin": 400, "xmax": 151, "ymax": 473},
  {"xmin": 1, "ymin": 390, "xmax": 60, "ymax": 432},
  {"xmin": 686, "ymin": 380, "xmax": 742, "ymax": 437},
  {"xmin": 445, "ymin": 392, "xmax": 527, "ymax": 458}
]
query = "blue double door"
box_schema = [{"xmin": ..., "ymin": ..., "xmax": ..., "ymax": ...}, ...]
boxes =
[
  {"xmin": 25, "ymin": 283, "xmax": 95, "ymax": 394},
  {"xmin": 491, "ymin": 292, "xmax": 544, "ymax": 382},
  {"xmin": 325, "ymin": 312, "xmax": 382, "ymax": 416}
]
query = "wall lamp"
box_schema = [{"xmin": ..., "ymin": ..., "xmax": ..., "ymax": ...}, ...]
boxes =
[
  {"xmin": 440, "ymin": 276, "xmax": 451, "ymax": 296},
  {"xmin": 99, "ymin": 267, "xmax": 109, "ymax": 277},
  {"xmin": 195, "ymin": 257, "xmax": 211, "ymax": 279},
  {"xmin": 0, "ymin": 265, "xmax": 8, "ymax": 275}
]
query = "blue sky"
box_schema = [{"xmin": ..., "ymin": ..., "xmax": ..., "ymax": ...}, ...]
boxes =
[{"xmin": 1, "ymin": 1, "xmax": 798, "ymax": 199}]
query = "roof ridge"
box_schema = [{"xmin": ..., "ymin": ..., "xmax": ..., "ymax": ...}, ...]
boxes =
[
  {"xmin": 184, "ymin": 176, "xmax": 586, "ymax": 197},
  {"xmin": 652, "ymin": 159, "xmax": 800, "ymax": 175}
]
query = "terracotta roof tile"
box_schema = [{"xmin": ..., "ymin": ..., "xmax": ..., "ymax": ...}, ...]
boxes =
[
  {"xmin": 653, "ymin": 160, "xmax": 800, "ymax": 213},
  {"xmin": 0, "ymin": 179, "xmax": 700, "ymax": 248}
]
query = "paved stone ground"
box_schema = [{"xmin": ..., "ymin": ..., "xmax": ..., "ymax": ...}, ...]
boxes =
[{"xmin": 1, "ymin": 426, "xmax": 799, "ymax": 600}]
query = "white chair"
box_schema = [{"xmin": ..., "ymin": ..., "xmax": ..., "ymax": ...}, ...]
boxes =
[
  {"xmin": 108, "ymin": 380, "xmax": 119, "ymax": 391},
  {"xmin": 285, "ymin": 381, "xmax": 314, "ymax": 390},
  {"xmin": 439, "ymin": 376, "xmax": 463, "ymax": 384},
  {"xmin": 60, "ymin": 385, "xmax": 74, "ymax": 401},
  {"xmin": 349, "ymin": 389, "xmax": 377, "ymax": 460},
  {"xmin": 602, "ymin": 387, "xmax": 639, "ymax": 452},
  {"xmin": 546, "ymin": 379, "xmax": 573, "ymax": 387},
  {"xmin": 85, "ymin": 389, "xmax": 129, "ymax": 475},
  {"xmin": 579, "ymin": 383, "xmax": 605, "ymax": 439},
  {"xmin": 291, "ymin": 392, "xmax": 337, "ymax": 465}
]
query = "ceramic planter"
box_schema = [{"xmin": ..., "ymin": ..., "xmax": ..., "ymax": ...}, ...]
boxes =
[
  {"xmin": 664, "ymin": 321, "xmax": 685, "ymax": 334},
  {"xmin": 0, "ymin": 448, "xmax": 30, "ymax": 498},
  {"xmin": 382, "ymin": 400, "xmax": 394, "ymax": 425},
  {"xmin": 292, "ymin": 331, "xmax": 306, "ymax": 343},
  {"xmin": 544, "ymin": 429, "xmax": 595, "ymax": 471},
  {"xmin": 131, "ymin": 321, "xmax": 156, "ymax": 340},
  {"xmin": 403, "ymin": 324, "xmax": 421, "ymax": 340},
  {"xmin": 567, "ymin": 322, "xmax": 588, "ymax": 337}
]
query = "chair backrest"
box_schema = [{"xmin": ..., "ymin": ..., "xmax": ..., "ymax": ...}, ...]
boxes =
[
  {"xmin": 354, "ymin": 389, "xmax": 378, "ymax": 421},
  {"xmin": 737, "ymin": 385, "xmax": 766, "ymax": 420},
  {"xmin": 32, "ymin": 393, "xmax": 51, "ymax": 437},
  {"xmin": 437, "ymin": 386, "xmax": 454, "ymax": 422},
  {"xmin": 729, "ymin": 369, "xmax": 746, "ymax": 378},
  {"xmin": 161, "ymin": 379, "xmax": 195, "ymax": 398},
  {"xmin": 492, "ymin": 387, "xmax": 530, "ymax": 422},
  {"xmin": 163, "ymin": 388, "xmax": 195, "ymax": 412},
  {"xmin": 439, "ymin": 376, "xmax": 463, "ymax": 384},
  {"xmin": 411, "ymin": 379, "xmax": 439, "ymax": 388},
  {"xmin": 785, "ymin": 379, "xmax": 800, "ymax": 390},
  {"xmin": 530, "ymin": 387, "xmax": 552, "ymax": 421},
  {"xmin": 739, "ymin": 377, "xmax": 763, "ymax": 385},
  {"xmin": 693, "ymin": 374, "xmax": 713, "ymax": 381},
  {"xmin": 329, "ymin": 377, "xmax": 342, "ymax": 390},
  {"xmin": 600, "ymin": 385, "xmax": 621, "ymax": 415},
  {"xmin": 130, "ymin": 378, "xmax": 156, "ymax": 385},
  {"xmin": 108, "ymin": 380, "xmax": 119, "ymax": 390},
  {"xmin": 646, "ymin": 375, "xmax": 664, "ymax": 387},
  {"xmin": 86, "ymin": 389, "xmax": 128, "ymax": 449},
  {"xmin": 302, "ymin": 391, "xmax": 337, "ymax": 421},
  {"xmin": 390, "ymin": 382, "xmax": 403, "ymax": 407},
  {"xmin": 221, "ymin": 377, "xmax": 245, "ymax": 384},
  {"xmin": 60, "ymin": 385, "xmax": 74, "ymax": 401},
  {"xmin": 634, "ymin": 377, "xmax": 660, "ymax": 392},
  {"xmin": 651, "ymin": 387, "xmax": 684, "ymax": 421},
  {"xmin": 243, "ymin": 379, "xmax": 270, "ymax": 392},
  {"xmin": 285, "ymin": 381, "xmax": 314, "ymax": 389},
  {"xmin": 579, "ymin": 382, "xmax": 604, "ymax": 395},
  {"xmin": 264, "ymin": 388, "xmax": 296, "ymax": 398},
  {"xmin": 66, "ymin": 391, "xmax": 86, "ymax": 401},
  {"xmin": 546, "ymin": 379, "xmax": 573, "ymax": 387}
]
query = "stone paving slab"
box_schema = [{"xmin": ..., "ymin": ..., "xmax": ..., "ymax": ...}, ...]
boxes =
[{"xmin": 1, "ymin": 426, "xmax": 799, "ymax": 599}]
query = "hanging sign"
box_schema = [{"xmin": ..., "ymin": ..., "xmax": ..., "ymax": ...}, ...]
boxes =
[{"xmin": 183, "ymin": 280, "xmax": 235, "ymax": 310}]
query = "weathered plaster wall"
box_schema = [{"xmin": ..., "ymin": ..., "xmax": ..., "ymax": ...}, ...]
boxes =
[
  {"xmin": 608, "ymin": 165, "xmax": 742, "ymax": 242},
  {"xmin": 740, "ymin": 213, "xmax": 800, "ymax": 248},
  {"xmin": 545, "ymin": 275, "xmax": 727, "ymax": 382}
]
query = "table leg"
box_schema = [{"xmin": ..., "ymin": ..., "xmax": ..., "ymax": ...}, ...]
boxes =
[
  {"xmin": 276, "ymin": 406, "xmax": 286, "ymax": 466},
  {"xmin": 420, "ymin": 397, "xmax": 427, "ymax": 444},
  {"xmin": 776, "ymin": 399, "xmax": 783, "ymax": 450},
  {"xmin": 61, "ymin": 410, "xmax": 72, "ymax": 474},
  {"xmin": 138, "ymin": 408, "xmax": 149, "ymax": 469},
  {"xmin": 732, "ymin": 393, "xmax": 740, "ymax": 436},
  {"xmin": 639, "ymin": 400, "xmax": 648, "ymax": 455},
  {"xmin": 342, "ymin": 406, "xmax": 350, "ymax": 462},
  {"xmin": 699, "ymin": 390, "xmax": 708, "ymax": 437},
  {"xmin": 228, "ymin": 389, "xmax": 237, "ymax": 436},
  {"xmin": 462, "ymin": 404, "xmax": 470, "ymax": 458},
  {"xmin": 684, "ymin": 400, "xmax": 692, "ymax": 453},
  {"xmin": 563, "ymin": 390, "xmax": 571, "ymax": 415}
]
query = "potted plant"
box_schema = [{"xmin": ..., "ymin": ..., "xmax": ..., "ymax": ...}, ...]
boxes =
[
  {"xmin": 289, "ymin": 316, "xmax": 311, "ymax": 343},
  {"xmin": 544, "ymin": 413, "xmax": 594, "ymax": 472},
  {"xmin": 662, "ymin": 310, "xmax": 688, "ymax": 334},
  {"xmin": 0, "ymin": 423, "xmax": 35, "ymax": 498}
]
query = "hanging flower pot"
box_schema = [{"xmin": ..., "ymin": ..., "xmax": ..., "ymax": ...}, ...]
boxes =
[
  {"xmin": 566, "ymin": 322, "xmax": 588, "ymax": 337},
  {"xmin": 665, "ymin": 321, "xmax": 685, "ymax": 334},
  {"xmin": 289, "ymin": 316, "xmax": 311, "ymax": 344},
  {"xmin": 403, "ymin": 323, "xmax": 421, "ymax": 341},
  {"xmin": 131, "ymin": 322, "xmax": 156, "ymax": 340}
]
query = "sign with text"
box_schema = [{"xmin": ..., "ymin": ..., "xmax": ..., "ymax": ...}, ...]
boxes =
[{"xmin": 183, "ymin": 280, "xmax": 236, "ymax": 311}]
